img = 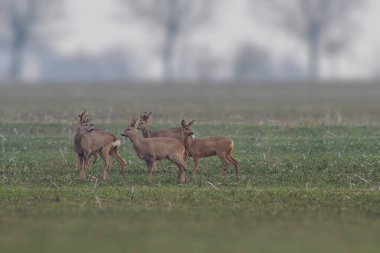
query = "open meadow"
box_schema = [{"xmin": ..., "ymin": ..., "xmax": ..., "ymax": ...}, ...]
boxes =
[{"xmin": 0, "ymin": 82, "xmax": 380, "ymax": 253}]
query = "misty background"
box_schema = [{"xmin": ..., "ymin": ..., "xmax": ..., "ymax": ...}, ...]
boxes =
[{"xmin": 0, "ymin": 0, "xmax": 378, "ymax": 83}]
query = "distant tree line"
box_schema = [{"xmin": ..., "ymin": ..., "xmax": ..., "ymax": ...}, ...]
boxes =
[{"xmin": 0, "ymin": 0, "xmax": 368, "ymax": 82}]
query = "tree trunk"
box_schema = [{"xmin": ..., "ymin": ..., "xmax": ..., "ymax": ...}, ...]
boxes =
[
  {"xmin": 9, "ymin": 38, "xmax": 24, "ymax": 80},
  {"xmin": 162, "ymin": 0, "xmax": 179, "ymax": 81},
  {"xmin": 307, "ymin": 21, "xmax": 321, "ymax": 80},
  {"xmin": 162, "ymin": 28, "xmax": 177, "ymax": 80}
]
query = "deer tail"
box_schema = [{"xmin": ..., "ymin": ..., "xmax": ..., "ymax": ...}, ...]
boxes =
[
  {"xmin": 112, "ymin": 140, "xmax": 121, "ymax": 148},
  {"xmin": 228, "ymin": 140, "xmax": 234, "ymax": 156}
]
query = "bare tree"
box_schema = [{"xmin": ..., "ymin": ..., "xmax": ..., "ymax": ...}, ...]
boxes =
[
  {"xmin": 0, "ymin": 0, "xmax": 61, "ymax": 80},
  {"xmin": 251, "ymin": 0, "xmax": 365, "ymax": 79},
  {"xmin": 118, "ymin": 0, "xmax": 215, "ymax": 80},
  {"xmin": 233, "ymin": 42, "xmax": 273, "ymax": 80}
]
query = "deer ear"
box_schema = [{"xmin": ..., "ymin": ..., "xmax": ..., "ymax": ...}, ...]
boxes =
[
  {"xmin": 141, "ymin": 112, "xmax": 151, "ymax": 120},
  {"xmin": 181, "ymin": 119, "xmax": 186, "ymax": 128},
  {"xmin": 188, "ymin": 120, "xmax": 195, "ymax": 126},
  {"xmin": 78, "ymin": 110, "xmax": 86, "ymax": 118},
  {"xmin": 130, "ymin": 118, "xmax": 137, "ymax": 127}
]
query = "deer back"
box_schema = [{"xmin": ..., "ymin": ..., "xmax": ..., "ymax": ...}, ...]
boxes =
[
  {"xmin": 149, "ymin": 127, "xmax": 183, "ymax": 142},
  {"xmin": 133, "ymin": 136, "xmax": 185, "ymax": 160},
  {"xmin": 186, "ymin": 136, "xmax": 233, "ymax": 158},
  {"xmin": 139, "ymin": 112, "xmax": 184, "ymax": 142},
  {"xmin": 124, "ymin": 117, "xmax": 185, "ymax": 160},
  {"xmin": 75, "ymin": 128, "xmax": 120, "ymax": 156}
]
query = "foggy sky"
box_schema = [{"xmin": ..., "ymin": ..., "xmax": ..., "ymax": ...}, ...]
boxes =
[{"xmin": 53, "ymin": 0, "xmax": 380, "ymax": 79}]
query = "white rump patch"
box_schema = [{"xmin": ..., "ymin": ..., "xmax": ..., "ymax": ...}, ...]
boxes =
[{"xmin": 112, "ymin": 140, "xmax": 121, "ymax": 147}]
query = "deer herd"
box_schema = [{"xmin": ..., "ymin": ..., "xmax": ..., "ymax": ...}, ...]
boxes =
[{"xmin": 74, "ymin": 111, "xmax": 239, "ymax": 183}]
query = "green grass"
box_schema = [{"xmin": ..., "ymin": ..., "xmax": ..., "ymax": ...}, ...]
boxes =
[
  {"xmin": 1, "ymin": 122, "xmax": 380, "ymax": 253},
  {"xmin": 1, "ymin": 186, "xmax": 379, "ymax": 253},
  {"xmin": 1, "ymin": 84, "xmax": 380, "ymax": 252}
]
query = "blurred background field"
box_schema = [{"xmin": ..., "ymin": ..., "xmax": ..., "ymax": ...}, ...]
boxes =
[{"xmin": 1, "ymin": 81, "xmax": 380, "ymax": 124}]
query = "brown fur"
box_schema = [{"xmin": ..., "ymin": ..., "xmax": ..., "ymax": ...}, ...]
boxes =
[
  {"xmin": 74, "ymin": 112, "xmax": 126, "ymax": 181},
  {"xmin": 138, "ymin": 112, "xmax": 188, "ymax": 143},
  {"xmin": 181, "ymin": 119, "xmax": 239, "ymax": 180},
  {"xmin": 122, "ymin": 118, "xmax": 187, "ymax": 183},
  {"xmin": 75, "ymin": 111, "xmax": 98, "ymax": 170},
  {"xmin": 138, "ymin": 112, "xmax": 193, "ymax": 168}
]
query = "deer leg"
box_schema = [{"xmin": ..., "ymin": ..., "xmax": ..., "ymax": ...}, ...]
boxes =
[
  {"xmin": 192, "ymin": 157, "xmax": 199, "ymax": 180},
  {"xmin": 151, "ymin": 161, "xmax": 157, "ymax": 181},
  {"xmin": 78, "ymin": 154, "xmax": 84, "ymax": 180},
  {"xmin": 179, "ymin": 160, "xmax": 187, "ymax": 183},
  {"xmin": 168, "ymin": 154, "xmax": 187, "ymax": 183},
  {"xmin": 227, "ymin": 155, "xmax": 240, "ymax": 180},
  {"xmin": 100, "ymin": 149, "xmax": 112, "ymax": 181},
  {"xmin": 174, "ymin": 163, "xmax": 185, "ymax": 183},
  {"xmin": 146, "ymin": 159, "xmax": 155, "ymax": 183},
  {"xmin": 159, "ymin": 160, "xmax": 165, "ymax": 172},
  {"xmin": 79, "ymin": 154, "xmax": 88, "ymax": 181},
  {"xmin": 76, "ymin": 155, "xmax": 80, "ymax": 170},
  {"xmin": 174, "ymin": 158, "xmax": 187, "ymax": 184},
  {"xmin": 152, "ymin": 160, "xmax": 159, "ymax": 173},
  {"xmin": 183, "ymin": 152, "xmax": 188, "ymax": 162},
  {"xmin": 110, "ymin": 147, "xmax": 126, "ymax": 177},
  {"xmin": 217, "ymin": 152, "xmax": 229, "ymax": 177},
  {"xmin": 183, "ymin": 152, "xmax": 193, "ymax": 172},
  {"xmin": 89, "ymin": 154, "xmax": 98, "ymax": 170},
  {"xmin": 176, "ymin": 166, "xmax": 181, "ymax": 183},
  {"xmin": 84, "ymin": 155, "xmax": 91, "ymax": 177},
  {"xmin": 76, "ymin": 154, "xmax": 86, "ymax": 171}
]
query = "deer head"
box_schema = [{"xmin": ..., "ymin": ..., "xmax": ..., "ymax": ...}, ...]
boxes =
[
  {"xmin": 181, "ymin": 119, "xmax": 195, "ymax": 138},
  {"xmin": 138, "ymin": 112, "xmax": 152, "ymax": 131},
  {"xmin": 77, "ymin": 111, "xmax": 86, "ymax": 125},
  {"xmin": 77, "ymin": 111, "xmax": 95, "ymax": 132},
  {"xmin": 122, "ymin": 118, "xmax": 139, "ymax": 138}
]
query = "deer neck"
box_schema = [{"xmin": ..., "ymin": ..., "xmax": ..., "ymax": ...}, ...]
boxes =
[
  {"xmin": 142, "ymin": 128, "xmax": 152, "ymax": 138},
  {"xmin": 128, "ymin": 132, "xmax": 140, "ymax": 143},
  {"xmin": 128, "ymin": 134, "xmax": 147, "ymax": 155},
  {"xmin": 129, "ymin": 133, "xmax": 147, "ymax": 150},
  {"xmin": 75, "ymin": 125, "xmax": 82, "ymax": 133},
  {"xmin": 75, "ymin": 126, "xmax": 89, "ymax": 136},
  {"xmin": 184, "ymin": 135, "xmax": 194, "ymax": 151}
]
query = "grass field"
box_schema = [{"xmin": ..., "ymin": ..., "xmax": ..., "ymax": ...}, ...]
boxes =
[{"xmin": 0, "ymin": 83, "xmax": 380, "ymax": 253}]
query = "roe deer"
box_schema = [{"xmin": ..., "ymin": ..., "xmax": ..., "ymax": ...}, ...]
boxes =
[
  {"xmin": 138, "ymin": 112, "xmax": 194, "ymax": 168},
  {"xmin": 138, "ymin": 112, "xmax": 191, "ymax": 143},
  {"xmin": 75, "ymin": 111, "xmax": 97, "ymax": 170},
  {"xmin": 121, "ymin": 118, "xmax": 187, "ymax": 183},
  {"xmin": 181, "ymin": 119, "xmax": 239, "ymax": 180},
  {"xmin": 74, "ymin": 111, "xmax": 126, "ymax": 181}
]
